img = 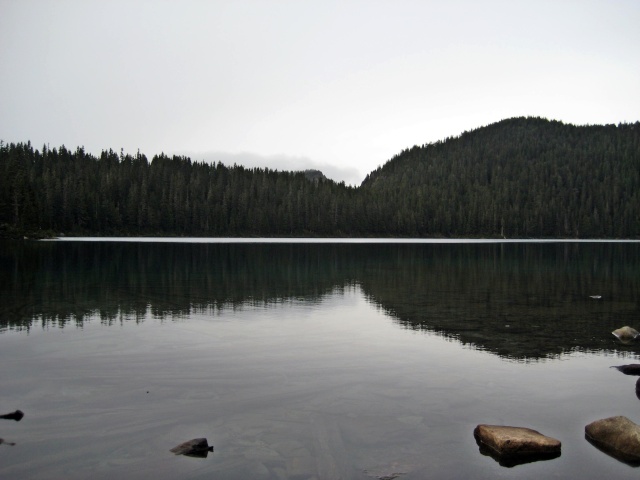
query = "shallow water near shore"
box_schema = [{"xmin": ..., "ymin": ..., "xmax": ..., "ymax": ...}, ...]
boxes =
[{"xmin": 1, "ymin": 239, "xmax": 640, "ymax": 479}]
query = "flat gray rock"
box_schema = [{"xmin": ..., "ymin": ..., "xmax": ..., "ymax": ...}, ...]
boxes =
[
  {"xmin": 474, "ymin": 424, "xmax": 561, "ymax": 462},
  {"xmin": 585, "ymin": 416, "xmax": 640, "ymax": 463}
]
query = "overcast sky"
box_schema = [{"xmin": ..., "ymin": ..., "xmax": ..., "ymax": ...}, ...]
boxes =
[{"xmin": 1, "ymin": 0, "xmax": 638, "ymax": 185}]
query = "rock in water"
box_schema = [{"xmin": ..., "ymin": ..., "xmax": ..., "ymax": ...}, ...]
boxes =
[
  {"xmin": 612, "ymin": 364, "xmax": 640, "ymax": 375},
  {"xmin": 170, "ymin": 438, "xmax": 213, "ymax": 458},
  {"xmin": 0, "ymin": 410, "xmax": 24, "ymax": 421},
  {"xmin": 585, "ymin": 416, "xmax": 640, "ymax": 463},
  {"xmin": 612, "ymin": 326, "xmax": 640, "ymax": 344},
  {"xmin": 474, "ymin": 425, "xmax": 561, "ymax": 465}
]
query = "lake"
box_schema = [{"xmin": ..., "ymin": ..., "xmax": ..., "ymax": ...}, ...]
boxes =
[{"xmin": 1, "ymin": 239, "xmax": 640, "ymax": 479}]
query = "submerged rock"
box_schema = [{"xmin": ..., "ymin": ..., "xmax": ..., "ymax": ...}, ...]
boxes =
[
  {"xmin": 364, "ymin": 463, "xmax": 413, "ymax": 480},
  {"xmin": 363, "ymin": 469, "xmax": 405, "ymax": 480},
  {"xmin": 612, "ymin": 326, "xmax": 640, "ymax": 344},
  {"xmin": 585, "ymin": 416, "xmax": 640, "ymax": 464},
  {"xmin": 170, "ymin": 438, "xmax": 213, "ymax": 458},
  {"xmin": 474, "ymin": 424, "xmax": 561, "ymax": 466},
  {"xmin": 0, "ymin": 410, "xmax": 24, "ymax": 421},
  {"xmin": 612, "ymin": 364, "xmax": 640, "ymax": 375}
]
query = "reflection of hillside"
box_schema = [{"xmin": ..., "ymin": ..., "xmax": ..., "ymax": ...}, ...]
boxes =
[
  {"xmin": 358, "ymin": 243, "xmax": 640, "ymax": 359},
  {"xmin": 0, "ymin": 241, "xmax": 356, "ymax": 329},
  {"xmin": 1, "ymin": 241, "xmax": 639, "ymax": 360}
]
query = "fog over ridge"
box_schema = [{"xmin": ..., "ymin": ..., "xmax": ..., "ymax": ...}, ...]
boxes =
[{"xmin": 176, "ymin": 150, "xmax": 364, "ymax": 186}]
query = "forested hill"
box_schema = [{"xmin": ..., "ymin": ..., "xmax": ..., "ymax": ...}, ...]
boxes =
[
  {"xmin": 361, "ymin": 117, "xmax": 640, "ymax": 237},
  {"xmin": 1, "ymin": 116, "xmax": 639, "ymax": 238}
]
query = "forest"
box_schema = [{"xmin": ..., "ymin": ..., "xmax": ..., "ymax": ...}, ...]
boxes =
[{"xmin": 1, "ymin": 117, "xmax": 639, "ymax": 238}]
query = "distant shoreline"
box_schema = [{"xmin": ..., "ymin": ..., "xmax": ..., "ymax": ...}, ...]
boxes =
[{"xmin": 39, "ymin": 236, "xmax": 640, "ymax": 243}]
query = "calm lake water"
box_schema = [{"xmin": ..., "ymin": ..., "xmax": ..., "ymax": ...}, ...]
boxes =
[{"xmin": 1, "ymin": 239, "xmax": 640, "ymax": 479}]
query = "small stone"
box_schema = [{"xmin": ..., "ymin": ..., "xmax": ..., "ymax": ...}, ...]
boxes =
[
  {"xmin": 585, "ymin": 416, "xmax": 640, "ymax": 463},
  {"xmin": 474, "ymin": 425, "xmax": 561, "ymax": 462},
  {"xmin": 0, "ymin": 410, "xmax": 24, "ymax": 421},
  {"xmin": 170, "ymin": 438, "xmax": 214, "ymax": 458},
  {"xmin": 612, "ymin": 326, "xmax": 640, "ymax": 344}
]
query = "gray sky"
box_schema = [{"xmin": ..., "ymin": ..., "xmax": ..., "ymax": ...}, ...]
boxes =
[{"xmin": 1, "ymin": 0, "xmax": 638, "ymax": 185}]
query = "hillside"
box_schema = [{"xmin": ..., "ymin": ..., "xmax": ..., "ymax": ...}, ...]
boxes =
[
  {"xmin": 361, "ymin": 117, "xmax": 640, "ymax": 237},
  {"xmin": 1, "ymin": 117, "xmax": 639, "ymax": 238}
]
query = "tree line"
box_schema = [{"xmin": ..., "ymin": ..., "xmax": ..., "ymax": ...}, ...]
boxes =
[
  {"xmin": 1, "ymin": 117, "xmax": 639, "ymax": 238},
  {"xmin": 0, "ymin": 144, "xmax": 361, "ymax": 237}
]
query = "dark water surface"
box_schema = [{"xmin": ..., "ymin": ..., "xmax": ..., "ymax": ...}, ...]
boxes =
[{"xmin": 1, "ymin": 239, "xmax": 640, "ymax": 479}]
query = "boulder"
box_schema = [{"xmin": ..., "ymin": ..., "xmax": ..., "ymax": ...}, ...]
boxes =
[
  {"xmin": 170, "ymin": 438, "xmax": 213, "ymax": 458},
  {"xmin": 612, "ymin": 326, "xmax": 640, "ymax": 344},
  {"xmin": 612, "ymin": 364, "xmax": 640, "ymax": 375},
  {"xmin": 585, "ymin": 416, "xmax": 640, "ymax": 464},
  {"xmin": 474, "ymin": 424, "xmax": 561, "ymax": 466}
]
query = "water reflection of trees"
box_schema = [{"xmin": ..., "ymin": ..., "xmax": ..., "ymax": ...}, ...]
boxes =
[
  {"xmin": 0, "ymin": 241, "xmax": 358, "ymax": 329},
  {"xmin": 1, "ymin": 240, "xmax": 639, "ymax": 359},
  {"xmin": 357, "ymin": 243, "xmax": 640, "ymax": 359}
]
